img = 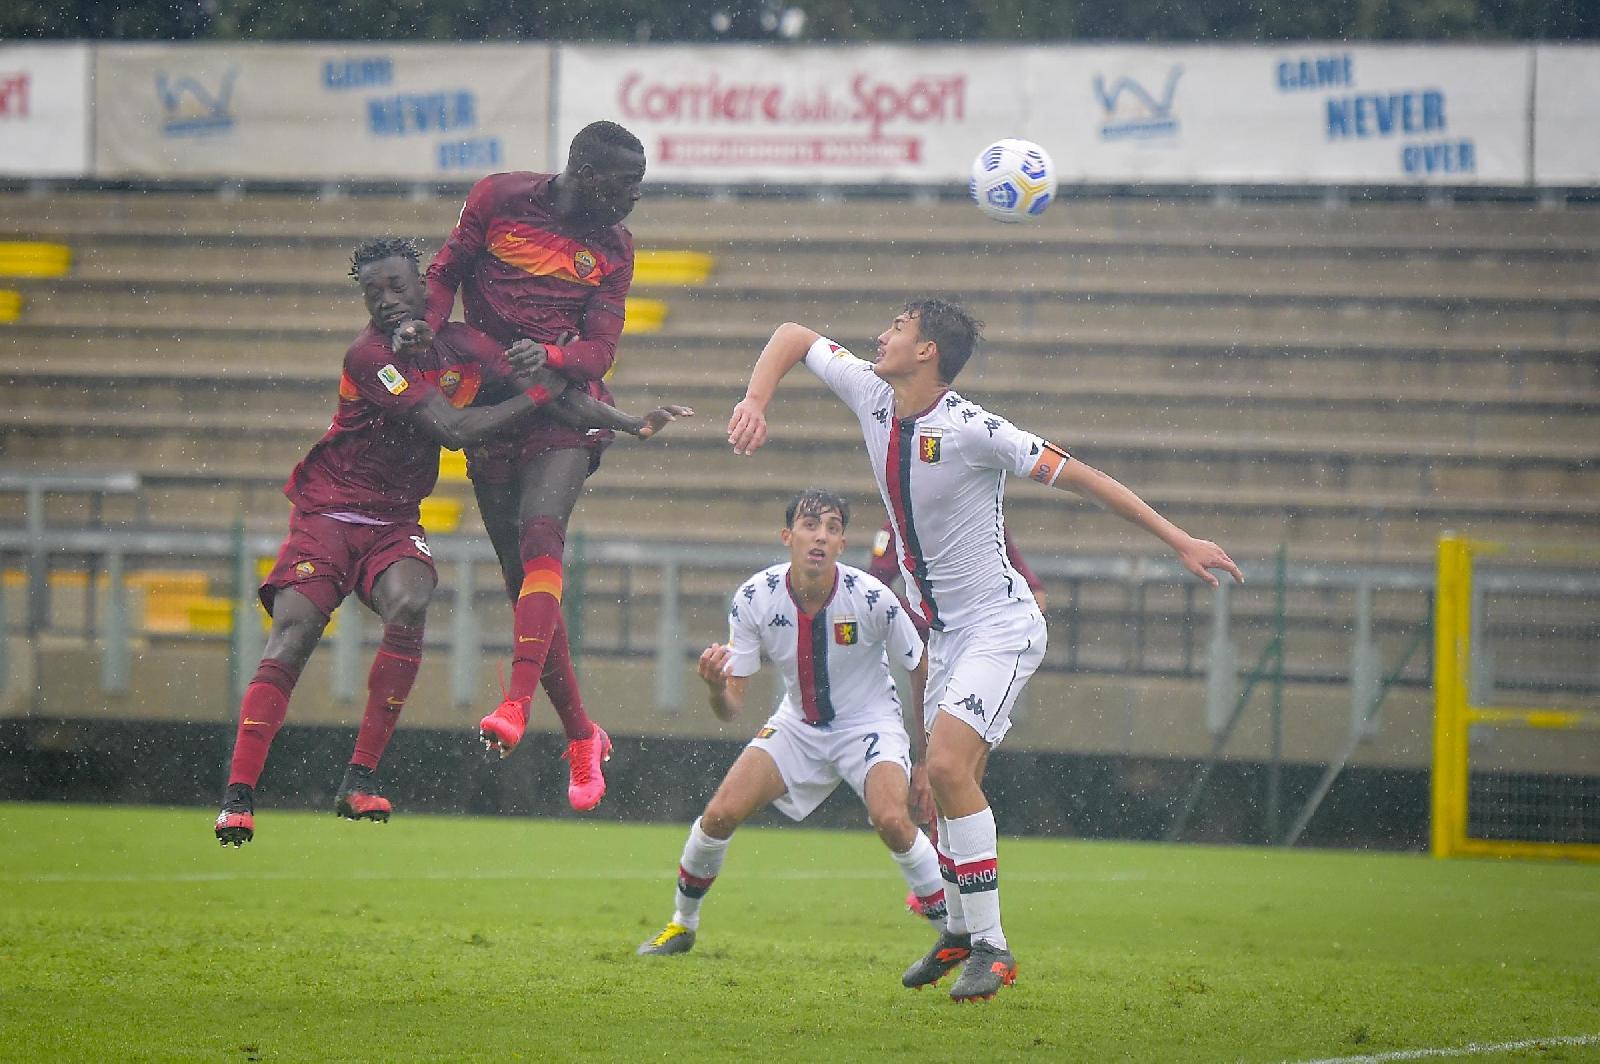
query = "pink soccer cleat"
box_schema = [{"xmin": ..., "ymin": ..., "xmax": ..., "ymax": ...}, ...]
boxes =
[
  {"xmin": 562, "ymin": 724, "xmax": 612, "ymax": 811},
  {"xmin": 480, "ymin": 696, "xmax": 531, "ymax": 757}
]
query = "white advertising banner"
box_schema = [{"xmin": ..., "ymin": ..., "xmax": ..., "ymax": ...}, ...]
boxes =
[
  {"xmin": 0, "ymin": 44, "xmax": 91, "ymax": 177},
  {"xmin": 1022, "ymin": 45, "xmax": 1532, "ymax": 185},
  {"xmin": 94, "ymin": 43, "xmax": 552, "ymax": 180},
  {"xmin": 557, "ymin": 45, "xmax": 1030, "ymax": 184},
  {"xmin": 1533, "ymin": 46, "xmax": 1600, "ymax": 185}
]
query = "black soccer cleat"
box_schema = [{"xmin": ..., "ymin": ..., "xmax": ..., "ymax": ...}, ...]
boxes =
[
  {"xmin": 949, "ymin": 940, "xmax": 1017, "ymax": 1002},
  {"xmin": 214, "ymin": 782, "xmax": 255, "ymax": 847},
  {"xmin": 901, "ymin": 931, "xmax": 972, "ymax": 989},
  {"xmin": 334, "ymin": 765, "xmax": 392, "ymax": 823}
]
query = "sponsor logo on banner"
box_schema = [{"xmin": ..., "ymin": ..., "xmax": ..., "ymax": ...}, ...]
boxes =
[
  {"xmin": 616, "ymin": 68, "xmax": 965, "ymax": 169},
  {"xmin": 157, "ymin": 70, "xmax": 237, "ymax": 137},
  {"xmin": 1094, "ymin": 67, "xmax": 1183, "ymax": 142},
  {"xmin": 323, "ymin": 56, "xmax": 393, "ymax": 91},
  {"xmin": 0, "ymin": 73, "xmax": 30, "ymax": 119},
  {"xmin": 1275, "ymin": 50, "xmax": 1479, "ymax": 178}
]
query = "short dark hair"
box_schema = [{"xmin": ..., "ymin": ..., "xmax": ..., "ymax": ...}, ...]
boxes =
[
  {"xmin": 906, "ymin": 298, "xmax": 984, "ymax": 383},
  {"xmin": 568, "ymin": 121, "xmax": 644, "ymax": 170},
  {"xmin": 785, "ymin": 488, "xmax": 850, "ymax": 530},
  {"xmin": 349, "ymin": 237, "xmax": 420, "ymax": 280}
]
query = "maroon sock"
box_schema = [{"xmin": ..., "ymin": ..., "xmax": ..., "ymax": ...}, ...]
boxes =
[
  {"xmin": 541, "ymin": 614, "xmax": 594, "ymax": 742},
  {"xmin": 227, "ymin": 658, "xmax": 301, "ymax": 787},
  {"xmin": 508, "ymin": 517, "xmax": 565, "ymax": 701},
  {"xmin": 351, "ymin": 624, "xmax": 424, "ymax": 771}
]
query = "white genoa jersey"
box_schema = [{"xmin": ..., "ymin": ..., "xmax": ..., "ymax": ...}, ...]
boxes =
[
  {"xmin": 804, "ymin": 335, "xmax": 1069, "ymax": 631},
  {"xmin": 726, "ymin": 562, "xmax": 925, "ymax": 729}
]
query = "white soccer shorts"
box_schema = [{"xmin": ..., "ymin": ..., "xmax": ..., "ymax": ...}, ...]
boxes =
[
  {"xmin": 925, "ymin": 601, "xmax": 1048, "ymax": 747},
  {"xmin": 748, "ymin": 714, "xmax": 913, "ymax": 821}
]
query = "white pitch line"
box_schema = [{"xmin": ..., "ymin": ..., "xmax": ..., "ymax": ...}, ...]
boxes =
[
  {"xmin": 3, "ymin": 868, "xmax": 1151, "ymax": 885},
  {"xmin": 1288, "ymin": 1033, "xmax": 1600, "ymax": 1064}
]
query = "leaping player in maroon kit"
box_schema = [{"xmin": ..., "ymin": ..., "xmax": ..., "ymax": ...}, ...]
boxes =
[
  {"xmin": 214, "ymin": 237, "xmax": 688, "ymax": 847},
  {"xmin": 419, "ymin": 120, "xmax": 647, "ymax": 811}
]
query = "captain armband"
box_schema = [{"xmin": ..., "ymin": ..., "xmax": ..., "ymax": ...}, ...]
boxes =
[{"xmin": 1027, "ymin": 442, "xmax": 1072, "ymax": 487}]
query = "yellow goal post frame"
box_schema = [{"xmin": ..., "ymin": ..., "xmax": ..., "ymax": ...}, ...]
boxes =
[{"xmin": 1432, "ymin": 534, "xmax": 1600, "ymax": 860}]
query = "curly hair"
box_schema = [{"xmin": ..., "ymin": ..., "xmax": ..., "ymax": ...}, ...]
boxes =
[{"xmin": 349, "ymin": 237, "xmax": 420, "ymax": 280}]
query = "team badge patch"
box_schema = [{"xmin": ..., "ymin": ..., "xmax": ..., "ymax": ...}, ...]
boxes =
[
  {"xmin": 439, "ymin": 369, "xmax": 461, "ymax": 394},
  {"xmin": 918, "ymin": 429, "xmax": 942, "ymax": 464},
  {"xmin": 377, "ymin": 364, "xmax": 409, "ymax": 395},
  {"xmin": 294, "ymin": 561, "xmax": 316, "ymax": 577},
  {"xmin": 573, "ymin": 249, "xmax": 596, "ymax": 279},
  {"xmin": 834, "ymin": 619, "xmax": 859, "ymax": 646},
  {"xmin": 756, "ymin": 726, "xmax": 777, "ymax": 739}
]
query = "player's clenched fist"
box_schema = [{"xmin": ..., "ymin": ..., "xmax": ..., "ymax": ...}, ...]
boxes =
[
  {"xmin": 697, "ymin": 643, "xmax": 733, "ymax": 688},
  {"xmin": 391, "ymin": 319, "xmax": 433, "ymax": 356}
]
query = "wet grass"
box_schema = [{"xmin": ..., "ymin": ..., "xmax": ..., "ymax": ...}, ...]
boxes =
[{"xmin": 1, "ymin": 803, "xmax": 1597, "ymax": 1063}]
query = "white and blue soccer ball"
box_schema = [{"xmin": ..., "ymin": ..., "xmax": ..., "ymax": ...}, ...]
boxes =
[{"xmin": 969, "ymin": 138, "xmax": 1056, "ymax": 223}]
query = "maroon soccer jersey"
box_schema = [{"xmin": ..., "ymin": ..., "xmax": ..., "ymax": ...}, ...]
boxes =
[
  {"xmin": 424, "ymin": 171, "xmax": 634, "ymax": 404},
  {"xmin": 283, "ymin": 322, "xmax": 513, "ymax": 522}
]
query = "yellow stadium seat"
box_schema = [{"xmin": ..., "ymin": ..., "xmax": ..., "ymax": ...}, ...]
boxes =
[
  {"xmin": 0, "ymin": 241, "xmax": 71, "ymax": 278},
  {"xmin": 0, "ymin": 290, "xmax": 21, "ymax": 323},
  {"xmin": 633, "ymin": 250, "xmax": 714, "ymax": 286},
  {"xmin": 623, "ymin": 298, "xmax": 667, "ymax": 334},
  {"xmin": 438, "ymin": 448, "xmax": 468, "ymax": 482},
  {"xmin": 419, "ymin": 496, "xmax": 462, "ymax": 533},
  {"xmin": 186, "ymin": 597, "xmax": 235, "ymax": 635}
]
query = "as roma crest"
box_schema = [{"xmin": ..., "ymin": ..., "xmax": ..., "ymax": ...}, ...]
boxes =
[
  {"xmin": 439, "ymin": 369, "xmax": 461, "ymax": 395},
  {"xmin": 918, "ymin": 429, "xmax": 942, "ymax": 464},
  {"xmin": 573, "ymin": 249, "xmax": 597, "ymax": 279},
  {"xmin": 833, "ymin": 619, "xmax": 859, "ymax": 646}
]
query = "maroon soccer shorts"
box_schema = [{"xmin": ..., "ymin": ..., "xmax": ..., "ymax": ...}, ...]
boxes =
[
  {"xmin": 464, "ymin": 425, "xmax": 614, "ymax": 486},
  {"xmin": 259, "ymin": 509, "xmax": 438, "ymax": 619}
]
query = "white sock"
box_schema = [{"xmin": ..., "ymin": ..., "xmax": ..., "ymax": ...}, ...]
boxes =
[
  {"xmin": 671, "ymin": 817, "xmax": 730, "ymax": 930},
  {"xmin": 891, "ymin": 830, "xmax": 947, "ymax": 928},
  {"xmin": 943, "ymin": 807, "xmax": 1005, "ymax": 950},
  {"xmin": 936, "ymin": 816, "xmax": 968, "ymax": 936}
]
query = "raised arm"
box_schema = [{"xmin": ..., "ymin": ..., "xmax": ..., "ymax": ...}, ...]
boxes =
[
  {"xmin": 728, "ymin": 322, "xmax": 821, "ymax": 456},
  {"xmin": 423, "ymin": 177, "xmax": 494, "ymax": 331},
  {"xmin": 404, "ymin": 366, "xmax": 569, "ymax": 451}
]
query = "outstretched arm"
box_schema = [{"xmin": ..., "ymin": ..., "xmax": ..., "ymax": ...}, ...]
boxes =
[
  {"xmin": 403, "ymin": 369, "xmax": 568, "ymax": 451},
  {"xmin": 541, "ymin": 391, "xmax": 695, "ymax": 438},
  {"xmin": 727, "ymin": 322, "xmax": 821, "ymax": 456},
  {"xmin": 1051, "ymin": 456, "xmax": 1243, "ymax": 587}
]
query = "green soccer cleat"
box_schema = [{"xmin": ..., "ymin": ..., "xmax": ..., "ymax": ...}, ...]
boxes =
[
  {"xmin": 901, "ymin": 930, "xmax": 972, "ymax": 988},
  {"xmin": 636, "ymin": 922, "xmax": 696, "ymax": 956},
  {"xmin": 949, "ymin": 940, "xmax": 1017, "ymax": 1002}
]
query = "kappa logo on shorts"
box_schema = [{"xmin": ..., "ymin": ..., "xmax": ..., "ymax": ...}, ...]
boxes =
[
  {"xmin": 756, "ymin": 726, "xmax": 777, "ymax": 739},
  {"xmin": 573, "ymin": 249, "xmax": 597, "ymax": 279},
  {"xmin": 377, "ymin": 364, "xmax": 409, "ymax": 395},
  {"xmin": 294, "ymin": 561, "xmax": 316, "ymax": 576},
  {"xmin": 919, "ymin": 430, "xmax": 942, "ymax": 464},
  {"xmin": 957, "ymin": 693, "xmax": 986, "ymax": 720},
  {"xmin": 834, "ymin": 619, "xmax": 859, "ymax": 646}
]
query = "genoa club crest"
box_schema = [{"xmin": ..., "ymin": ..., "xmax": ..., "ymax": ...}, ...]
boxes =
[
  {"xmin": 834, "ymin": 619, "xmax": 859, "ymax": 646},
  {"xmin": 918, "ymin": 429, "xmax": 942, "ymax": 464}
]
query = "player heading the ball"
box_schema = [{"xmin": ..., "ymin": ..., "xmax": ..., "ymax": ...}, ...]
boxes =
[{"xmin": 726, "ymin": 300, "xmax": 1242, "ymax": 1000}]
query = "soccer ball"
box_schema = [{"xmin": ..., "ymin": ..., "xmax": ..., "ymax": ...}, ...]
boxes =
[{"xmin": 969, "ymin": 139, "xmax": 1056, "ymax": 223}]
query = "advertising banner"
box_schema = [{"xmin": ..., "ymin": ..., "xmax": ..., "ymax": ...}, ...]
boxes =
[
  {"xmin": 1023, "ymin": 45, "xmax": 1531, "ymax": 185},
  {"xmin": 556, "ymin": 45, "xmax": 1030, "ymax": 184},
  {"xmin": 94, "ymin": 43, "xmax": 552, "ymax": 180},
  {"xmin": 1533, "ymin": 46, "xmax": 1600, "ymax": 185},
  {"xmin": 0, "ymin": 44, "xmax": 91, "ymax": 177}
]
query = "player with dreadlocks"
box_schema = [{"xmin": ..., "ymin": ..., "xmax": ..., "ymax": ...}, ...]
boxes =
[{"xmin": 214, "ymin": 237, "xmax": 689, "ymax": 847}]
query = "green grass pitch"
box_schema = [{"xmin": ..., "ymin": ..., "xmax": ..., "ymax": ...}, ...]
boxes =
[{"xmin": 1, "ymin": 803, "xmax": 1596, "ymax": 1063}]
